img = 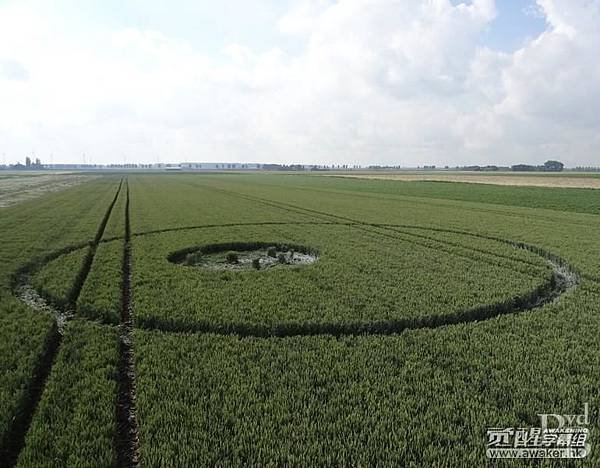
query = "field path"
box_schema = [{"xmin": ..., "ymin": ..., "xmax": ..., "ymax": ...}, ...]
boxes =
[{"xmin": 116, "ymin": 179, "xmax": 141, "ymax": 467}]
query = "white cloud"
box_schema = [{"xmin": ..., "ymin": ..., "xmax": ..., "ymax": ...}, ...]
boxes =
[
  {"xmin": 0, "ymin": 60, "xmax": 29, "ymax": 81},
  {"xmin": 0, "ymin": 0, "xmax": 599, "ymax": 166}
]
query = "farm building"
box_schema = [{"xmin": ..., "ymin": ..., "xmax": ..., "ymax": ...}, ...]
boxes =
[{"xmin": 179, "ymin": 162, "xmax": 262, "ymax": 170}]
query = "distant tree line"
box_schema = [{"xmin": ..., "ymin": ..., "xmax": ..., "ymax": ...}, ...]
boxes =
[
  {"xmin": 269, "ymin": 164, "xmax": 359, "ymax": 170},
  {"xmin": 262, "ymin": 164, "xmax": 308, "ymax": 171},
  {"xmin": 367, "ymin": 165, "xmax": 403, "ymax": 170},
  {"xmin": 460, "ymin": 165, "xmax": 509, "ymax": 171},
  {"xmin": 572, "ymin": 166, "xmax": 600, "ymax": 172},
  {"xmin": 456, "ymin": 161, "xmax": 564, "ymax": 172},
  {"xmin": 511, "ymin": 160, "xmax": 564, "ymax": 172}
]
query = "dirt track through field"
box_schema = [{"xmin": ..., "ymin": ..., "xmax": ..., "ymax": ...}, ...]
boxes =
[{"xmin": 116, "ymin": 179, "xmax": 141, "ymax": 468}]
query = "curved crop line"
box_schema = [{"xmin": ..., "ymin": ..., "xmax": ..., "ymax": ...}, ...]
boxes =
[
  {"xmin": 130, "ymin": 220, "xmax": 554, "ymax": 280},
  {"xmin": 132, "ymin": 221, "xmax": 353, "ymax": 238},
  {"xmin": 98, "ymin": 217, "xmax": 593, "ymax": 284},
  {"xmin": 2, "ymin": 183, "xmax": 589, "ymax": 467},
  {"xmin": 12, "ymin": 222, "xmax": 579, "ymax": 340},
  {"xmin": 15, "ymin": 219, "xmax": 584, "ymax": 293},
  {"xmin": 212, "ymin": 186, "xmax": 594, "ymax": 285},
  {"xmin": 127, "ymin": 220, "xmax": 600, "ymax": 285},
  {"xmin": 167, "ymin": 241, "xmax": 318, "ymax": 264},
  {"xmin": 136, "ymin": 241, "xmax": 578, "ymax": 337}
]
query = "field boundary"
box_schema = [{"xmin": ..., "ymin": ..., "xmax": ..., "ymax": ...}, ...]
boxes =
[{"xmin": 321, "ymin": 173, "xmax": 600, "ymax": 189}]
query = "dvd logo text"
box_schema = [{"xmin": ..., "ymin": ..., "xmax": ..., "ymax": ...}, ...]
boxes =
[{"xmin": 538, "ymin": 403, "xmax": 589, "ymax": 431}]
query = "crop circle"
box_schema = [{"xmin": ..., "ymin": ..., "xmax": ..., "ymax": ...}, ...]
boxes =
[
  {"xmin": 168, "ymin": 241, "xmax": 319, "ymax": 271},
  {"xmin": 16, "ymin": 222, "xmax": 578, "ymax": 337}
]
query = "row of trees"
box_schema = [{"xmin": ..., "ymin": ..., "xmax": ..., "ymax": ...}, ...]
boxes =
[
  {"xmin": 461, "ymin": 161, "xmax": 565, "ymax": 172},
  {"xmin": 511, "ymin": 160, "xmax": 564, "ymax": 172}
]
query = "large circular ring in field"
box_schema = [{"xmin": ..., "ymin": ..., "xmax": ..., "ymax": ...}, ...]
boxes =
[
  {"xmin": 128, "ymin": 222, "xmax": 576, "ymax": 336},
  {"xmin": 16, "ymin": 222, "xmax": 578, "ymax": 338}
]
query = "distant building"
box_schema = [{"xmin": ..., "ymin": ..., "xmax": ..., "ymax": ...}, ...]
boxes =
[
  {"xmin": 7, "ymin": 161, "xmax": 313, "ymax": 171},
  {"xmin": 179, "ymin": 162, "xmax": 262, "ymax": 170},
  {"xmin": 45, "ymin": 163, "xmax": 103, "ymax": 170}
]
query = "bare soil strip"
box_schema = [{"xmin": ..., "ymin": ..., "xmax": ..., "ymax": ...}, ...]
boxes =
[
  {"xmin": 17, "ymin": 284, "xmax": 73, "ymax": 333},
  {"xmin": 322, "ymin": 173, "xmax": 600, "ymax": 189},
  {"xmin": 116, "ymin": 179, "xmax": 141, "ymax": 468},
  {"xmin": 3, "ymin": 180, "xmax": 123, "ymax": 467}
]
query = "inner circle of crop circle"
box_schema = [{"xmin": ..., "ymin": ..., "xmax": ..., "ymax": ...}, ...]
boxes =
[{"xmin": 168, "ymin": 241, "xmax": 319, "ymax": 271}]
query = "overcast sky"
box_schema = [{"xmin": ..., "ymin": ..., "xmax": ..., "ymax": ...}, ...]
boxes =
[{"xmin": 0, "ymin": 0, "xmax": 599, "ymax": 167}]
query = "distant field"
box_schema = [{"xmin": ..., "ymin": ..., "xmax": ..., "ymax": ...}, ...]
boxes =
[
  {"xmin": 0, "ymin": 172, "xmax": 94, "ymax": 208},
  {"xmin": 321, "ymin": 171, "xmax": 600, "ymax": 188},
  {"xmin": 0, "ymin": 173, "xmax": 598, "ymax": 465}
]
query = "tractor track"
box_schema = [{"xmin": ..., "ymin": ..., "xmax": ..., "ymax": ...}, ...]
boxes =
[
  {"xmin": 115, "ymin": 179, "xmax": 141, "ymax": 468},
  {"xmin": 201, "ymin": 187, "xmax": 572, "ymax": 279},
  {"xmin": 2, "ymin": 178, "xmax": 593, "ymax": 467},
  {"xmin": 2, "ymin": 178, "xmax": 123, "ymax": 468}
]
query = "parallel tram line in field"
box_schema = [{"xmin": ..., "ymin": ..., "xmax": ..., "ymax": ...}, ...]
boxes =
[
  {"xmin": 130, "ymin": 178, "xmax": 579, "ymax": 279},
  {"xmin": 16, "ymin": 216, "xmax": 593, "ymax": 335},
  {"xmin": 248, "ymin": 178, "xmax": 600, "ymax": 229},
  {"xmin": 133, "ymin": 220, "xmax": 543, "ymax": 277},
  {"xmin": 3, "ymin": 176, "xmax": 599, "ymax": 466},
  {"xmin": 223, "ymin": 188, "xmax": 590, "ymax": 279},
  {"xmin": 128, "ymin": 219, "xmax": 600, "ymax": 288},
  {"xmin": 203, "ymin": 187, "xmax": 558, "ymax": 279},
  {"xmin": 115, "ymin": 179, "xmax": 141, "ymax": 468},
  {"xmin": 8, "ymin": 181, "xmax": 588, "ymax": 338},
  {"xmin": 2, "ymin": 179, "xmax": 123, "ymax": 468}
]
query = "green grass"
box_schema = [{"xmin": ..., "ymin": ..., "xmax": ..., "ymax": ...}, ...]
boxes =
[
  {"xmin": 78, "ymin": 241, "xmax": 123, "ymax": 324},
  {"xmin": 16, "ymin": 321, "xmax": 119, "ymax": 468},
  {"xmin": 30, "ymin": 248, "xmax": 90, "ymax": 309},
  {"xmin": 0, "ymin": 300, "xmax": 54, "ymax": 462},
  {"xmin": 135, "ymin": 293, "xmax": 600, "ymax": 466},
  {"xmin": 0, "ymin": 177, "xmax": 122, "ymax": 462},
  {"xmin": 213, "ymin": 172, "xmax": 600, "ymax": 215},
  {"xmin": 130, "ymin": 223, "xmax": 551, "ymax": 334}
]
